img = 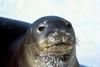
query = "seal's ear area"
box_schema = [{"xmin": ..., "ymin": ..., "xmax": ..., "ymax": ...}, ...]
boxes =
[{"xmin": 23, "ymin": 27, "xmax": 33, "ymax": 45}]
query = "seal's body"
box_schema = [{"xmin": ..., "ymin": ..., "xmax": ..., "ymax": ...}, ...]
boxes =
[{"xmin": 7, "ymin": 16, "xmax": 79, "ymax": 67}]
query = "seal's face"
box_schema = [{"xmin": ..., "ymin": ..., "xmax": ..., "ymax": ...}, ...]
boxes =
[{"xmin": 24, "ymin": 16, "xmax": 77, "ymax": 67}]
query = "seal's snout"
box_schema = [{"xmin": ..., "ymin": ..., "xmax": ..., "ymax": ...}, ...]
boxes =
[
  {"xmin": 47, "ymin": 28, "xmax": 70, "ymax": 45},
  {"xmin": 43, "ymin": 20, "xmax": 75, "ymax": 47}
]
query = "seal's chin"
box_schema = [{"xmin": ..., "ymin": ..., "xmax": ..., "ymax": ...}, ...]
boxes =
[
  {"xmin": 38, "ymin": 49, "xmax": 72, "ymax": 67},
  {"xmin": 39, "ymin": 52, "xmax": 71, "ymax": 62}
]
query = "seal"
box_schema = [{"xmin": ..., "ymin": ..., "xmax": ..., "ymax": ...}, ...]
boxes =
[{"xmin": 7, "ymin": 16, "xmax": 79, "ymax": 67}]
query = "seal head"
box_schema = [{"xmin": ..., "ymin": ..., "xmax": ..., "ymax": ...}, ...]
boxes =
[{"xmin": 18, "ymin": 16, "xmax": 79, "ymax": 67}]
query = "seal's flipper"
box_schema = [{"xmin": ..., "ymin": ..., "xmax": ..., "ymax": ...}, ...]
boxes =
[{"xmin": 0, "ymin": 17, "xmax": 31, "ymax": 67}]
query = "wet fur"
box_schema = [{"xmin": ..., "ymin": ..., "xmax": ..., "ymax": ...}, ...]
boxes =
[{"xmin": 6, "ymin": 16, "xmax": 79, "ymax": 67}]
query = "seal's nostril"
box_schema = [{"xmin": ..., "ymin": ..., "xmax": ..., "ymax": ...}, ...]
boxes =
[{"xmin": 38, "ymin": 26, "xmax": 45, "ymax": 32}]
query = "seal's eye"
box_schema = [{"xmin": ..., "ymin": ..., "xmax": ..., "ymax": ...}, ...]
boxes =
[
  {"xmin": 37, "ymin": 24, "xmax": 46, "ymax": 32},
  {"xmin": 66, "ymin": 23, "xmax": 72, "ymax": 29}
]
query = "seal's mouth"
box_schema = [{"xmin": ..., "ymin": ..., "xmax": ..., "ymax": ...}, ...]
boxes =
[
  {"xmin": 39, "ymin": 41, "xmax": 73, "ymax": 59},
  {"xmin": 47, "ymin": 42, "xmax": 69, "ymax": 48}
]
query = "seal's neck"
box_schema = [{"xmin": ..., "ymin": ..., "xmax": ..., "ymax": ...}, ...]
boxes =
[
  {"xmin": 19, "ymin": 52, "xmax": 79, "ymax": 67},
  {"xmin": 32, "ymin": 53, "xmax": 79, "ymax": 67},
  {"xmin": 38, "ymin": 53, "xmax": 67, "ymax": 67}
]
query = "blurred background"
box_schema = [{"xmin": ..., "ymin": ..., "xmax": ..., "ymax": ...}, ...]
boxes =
[{"xmin": 0, "ymin": 0, "xmax": 100, "ymax": 66}]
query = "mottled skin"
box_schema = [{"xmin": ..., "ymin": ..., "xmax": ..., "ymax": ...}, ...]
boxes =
[{"xmin": 7, "ymin": 16, "xmax": 79, "ymax": 67}]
